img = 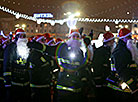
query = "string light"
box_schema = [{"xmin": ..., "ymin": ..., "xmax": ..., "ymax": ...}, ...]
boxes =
[
  {"xmin": 0, "ymin": 5, "xmax": 66, "ymax": 25},
  {"xmin": 0, "ymin": 5, "xmax": 138, "ymax": 25},
  {"xmin": 77, "ymin": 18, "xmax": 138, "ymax": 24}
]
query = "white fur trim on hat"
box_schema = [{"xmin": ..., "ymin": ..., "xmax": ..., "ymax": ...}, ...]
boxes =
[
  {"xmin": 119, "ymin": 32, "xmax": 132, "ymax": 39},
  {"xmin": 2, "ymin": 39, "xmax": 8, "ymax": 44},
  {"xmin": 68, "ymin": 32, "xmax": 80, "ymax": 38},
  {"xmin": 55, "ymin": 41, "xmax": 62, "ymax": 45},
  {"xmin": 47, "ymin": 39, "xmax": 54, "ymax": 45},
  {"xmin": 36, "ymin": 36, "xmax": 44, "ymax": 42},
  {"xmin": 103, "ymin": 37, "xmax": 115, "ymax": 42},
  {"xmin": 16, "ymin": 32, "xmax": 26, "ymax": 35}
]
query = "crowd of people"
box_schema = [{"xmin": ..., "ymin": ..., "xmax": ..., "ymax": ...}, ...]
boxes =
[{"xmin": 0, "ymin": 27, "xmax": 138, "ymax": 102}]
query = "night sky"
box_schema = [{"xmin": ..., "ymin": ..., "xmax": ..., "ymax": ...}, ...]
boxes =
[{"xmin": 0, "ymin": 0, "xmax": 138, "ymax": 19}]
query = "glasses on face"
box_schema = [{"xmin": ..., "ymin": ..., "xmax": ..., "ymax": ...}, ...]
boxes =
[
  {"xmin": 19, "ymin": 34, "xmax": 26, "ymax": 38},
  {"xmin": 72, "ymin": 34, "xmax": 80, "ymax": 39}
]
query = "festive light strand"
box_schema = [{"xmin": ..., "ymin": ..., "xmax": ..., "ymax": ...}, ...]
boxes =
[
  {"xmin": 0, "ymin": 5, "xmax": 67, "ymax": 25},
  {"xmin": 77, "ymin": 18, "xmax": 138, "ymax": 24},
  {"xmin": 0, "ymin": 5, "xmax": 138, "ymax": 25}
]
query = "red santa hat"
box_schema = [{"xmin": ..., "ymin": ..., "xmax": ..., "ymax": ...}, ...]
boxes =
[
  {"xmin": 46, "ymin": 37, "xmax": 55, "ymax": 45},
  {"xmin": 103, "ymin": 32, "xmax": 115, "ymax": 42},
  {"xmin": 55, "ymin": 38, "xmax": 63, "ymax": 45},
  {"xmin": 43, "ymin": 33, "xmax": 51, "ymax": 39},
  {"xmin": 68, "ymin": 29, "xmax": 81, "ymax": 38},
  {"xmin": 35, "ymin": 35, "xmax": 44, "ymax": 42},
  {"xmin": 28, "ymin": 36, "xmax": 35, "ymax": 42},
  {"xmin": 1, "ymin": 37, "xmax": 8, "ymax": 44},
  {"xmin": 15, "ymin": 29, "xmax": 26, "ymax": 35},
  {"xmin": 118, "ymin": 28, "xmax": 132, "ymax": 39}
]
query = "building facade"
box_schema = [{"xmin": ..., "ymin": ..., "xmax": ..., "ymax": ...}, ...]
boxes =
[{"xmin": 0, "ymin": 17, "xmax": 135, "ymax": 39}]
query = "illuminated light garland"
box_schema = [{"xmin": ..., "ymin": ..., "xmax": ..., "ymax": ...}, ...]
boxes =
[
  {"xmin": 0, "ymin": 5, "xmax": 67, "ymax": 25},
  {"xmin": 77, "ymin": 18, "xmax": 138, "ymax": 24},
  {"xmin": 1, "ymin": 0, "xmax": 137, "ymax": 19},
  {"xmin": 0, "ymin": 5, "xmax": 138, "ymax": 25},
  {"xmin": 0, "ymin": 6, "xmax": 37, "ymax": 21}
]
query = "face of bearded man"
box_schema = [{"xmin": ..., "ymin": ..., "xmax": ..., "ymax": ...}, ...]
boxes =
[
  {"xmin": 66, "ymin": 38, "xmax": 81, "ymax": 48},
  {"xmin": 110, "ymin": 41, "xmax": 117, "ymax": 53},
  {"xmin": 66, "ymin": 37, "xmax": 87, "ymax": 58},
  {"xmin": 16, "ymin": 38, "xmax": 30, "ymax": 60}
]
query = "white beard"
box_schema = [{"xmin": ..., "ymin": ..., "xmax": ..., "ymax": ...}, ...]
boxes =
[
  {"xmin": 111, "ymin": 42, "xmax": 117, "ymax": 53},
  {"xmin": 16, "ymin": 38, "xmax": 30, "ymax": 60},
  {"xmin": 87, "ymin": 45, "xmax": 94, "ymax": 61},
  {"xmin": 127, "ymin": 40, "xmax": 138, "ymax": 64},
  {"xmin": 66, "ymin": 39, "xmax": 87, "ymax": 57},
  {"xmin": 66, "ymin": 38, "xmax": 81, "ymax": 48}
]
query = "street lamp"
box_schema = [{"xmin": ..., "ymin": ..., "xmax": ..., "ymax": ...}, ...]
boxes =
[
  {"xmin": 64, "ymin": 12, "xmax": 72, "ymax": 16},
  {"xmin": 74, "ymin": 12, "xmax": 80, "ymax": 16},
  {"xmin": 119, "ymin": 24, "xmax": 123, "ymax": 28},
  {"xmin": 15, "ymin": 24, "xmax": 20, "ymax": 28},
  {"xmin": 22, "ymin": 24, "xmax": 26, "ymax": 28},
  {"xmin": 124, "ymin": 25, "xmax": 128, "ymax": 28},
  {"xmin": 15, "ymin": 24, "xmax": 26, "ymax": 30},
  {"xmin": 64, "ymin": 11, "xmax": 80, "ymax": 19}
]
